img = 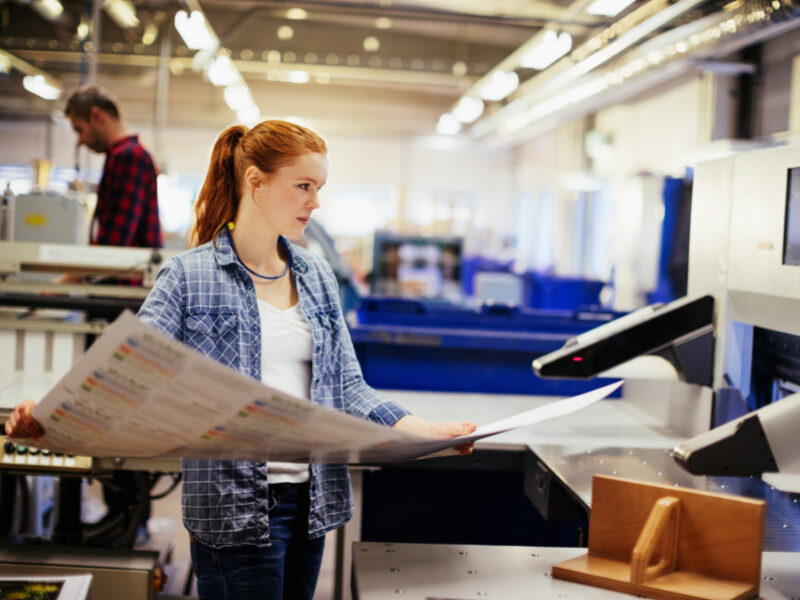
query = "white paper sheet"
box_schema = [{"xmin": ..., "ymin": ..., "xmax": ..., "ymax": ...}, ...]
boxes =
[{"xmin": 19, "ymin": 311, "xmax": 622, "ymax": 463}]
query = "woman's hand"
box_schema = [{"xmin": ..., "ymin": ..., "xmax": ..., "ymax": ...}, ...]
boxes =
[
  {"xmin": 392, "ymin": 415, "xmax": 477, "ymax": 455},
  {"xmin": 4, "ymin": 399, "xmax": 44, "ymax": 440}
]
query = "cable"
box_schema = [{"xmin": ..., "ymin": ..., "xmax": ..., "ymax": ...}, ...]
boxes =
[{"xmin": 149, "ymin": 472, "xmax": 181, "ymax": 501}]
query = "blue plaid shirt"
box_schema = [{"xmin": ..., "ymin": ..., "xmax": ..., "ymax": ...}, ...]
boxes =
[{"xmin": 137, "ymin": 229, "xmax": 410, "ymax": 547}]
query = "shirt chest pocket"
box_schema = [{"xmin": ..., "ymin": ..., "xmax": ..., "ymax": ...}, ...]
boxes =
[
  {"xmin": 314, "ymin": 312, "xmax": 343, "ymax": 376},
  {"xmin": 184, "ymin": 311, "xmax": 239, "ymax": 365}
]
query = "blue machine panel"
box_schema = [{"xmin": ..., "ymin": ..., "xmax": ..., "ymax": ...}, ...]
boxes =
[{"xmin": 350, "ymin": 298, "xmax": 623, "ymax": 395}]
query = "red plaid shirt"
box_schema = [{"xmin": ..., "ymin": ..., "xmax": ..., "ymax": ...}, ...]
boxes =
[{"xmin": 92, "ymin": 135, "xmax": 163, "ymax": 248}]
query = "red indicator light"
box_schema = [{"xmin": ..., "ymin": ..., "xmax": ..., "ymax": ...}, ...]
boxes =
[{"xmin": 572, "ymin": 356, "xmax": 583, "ymax": 362}]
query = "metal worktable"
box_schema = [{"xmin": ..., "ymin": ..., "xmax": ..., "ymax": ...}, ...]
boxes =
[
  {"xmin": 351, "ymin": 542, "xmax": 800, "ymax": 599},
  {"xmin": 379, "ymin": 388, "xmax": 800, "ymax": 552}
]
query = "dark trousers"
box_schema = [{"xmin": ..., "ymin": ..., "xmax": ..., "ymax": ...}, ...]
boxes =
[{"xmin": 190, "ymin": 482, "xmax": 325, "ymax": 600}]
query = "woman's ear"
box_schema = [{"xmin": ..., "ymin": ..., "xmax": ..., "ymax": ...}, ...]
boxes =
[{"xmin": 244, "ymin": 165, "xmax": 263, "ymax": 190}]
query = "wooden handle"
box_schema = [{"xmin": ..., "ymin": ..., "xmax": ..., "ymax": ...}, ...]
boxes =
[{"xmin": 630, "ymin": 496, "xmax": 680, "ymax": 584}]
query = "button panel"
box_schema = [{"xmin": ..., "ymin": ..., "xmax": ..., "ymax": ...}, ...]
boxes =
[{"xmin": 1, "ymin": 437, "xmax": 93, "ymax": 472}]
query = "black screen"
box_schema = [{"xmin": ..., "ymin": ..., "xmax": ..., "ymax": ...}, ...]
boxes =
[
  {"xmin": 534, "ymin": 295, "xmax": 714, "ymax": 380},
  {"xmin": 782, "ymin": 166, "xmax": 800, "ymax": 266}
]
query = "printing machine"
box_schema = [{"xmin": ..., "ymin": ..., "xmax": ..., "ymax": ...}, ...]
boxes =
[
  {"xmin": 350, "ymin": 143, "xmax": 800, "ymax": 599},
  {"xmin": 0, "ymin": 241, "xmax": 182, "ymax": 599}
]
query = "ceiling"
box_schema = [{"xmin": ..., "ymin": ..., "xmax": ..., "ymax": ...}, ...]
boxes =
[
  {"xmin": 0, "ymin": 0, "xmax": 616, "ymax": 135},
  {"xmin": 0, "ymin": 0, "xmax": 798, "ymax": 138}
]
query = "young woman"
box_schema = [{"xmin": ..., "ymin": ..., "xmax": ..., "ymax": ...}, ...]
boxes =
[{"xmin": 6, "ymin": 119, "xmax": 475, "ymax": 600}]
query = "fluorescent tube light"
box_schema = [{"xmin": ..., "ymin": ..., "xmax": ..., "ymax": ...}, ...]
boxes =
[
  {"xmin": 22, "ymin": 74, "xmax": 61, "ymax": 100},
  {"xmin": 223, "ymin": 85, "xmax": 252, "ymax": 111},
  {"xmin": 31, "ymin": 0, "xmax": 63, "ymax": 21},
  {"xmin": 452, "ymin": 97, "xmax": 484, "ymax": 123},
  {"xmin": 286, "ymin": 8, "xmax": 307, "ymax": 19},
  {"xmin": 76, "ymin": 18, "xmax": 89, "ymax": 40},
  {"xmin": 586, "ymin": 0, "xmax": 637, "ymax": 17},
  {"xmin": 476, "ymin": 70, "xmax": 519, "ymax": 102},
  {"xmin": 436, "ymin": 113, "xmax": 461, "ymax": 135},
  {"xmin": 142, "ymin": 22, "xmax": 158, "ymax": 45},
  {"xmin": 286, "ymin": 70, "xmax": 310, "ymax": 84},
  {"xmin": 104, "ymin": 0, "xmax": 139, "ymax": 29},
  {"xmin": 174, "ymin": 10, "xmax": 217, "ymax": 50},
  {"xmin": 520, "ymin": 31, "xmax": 573, "ymax": 70},
  {"xmin": 207, "ymin": 55, "xmax": 240, "ymax": 86}
]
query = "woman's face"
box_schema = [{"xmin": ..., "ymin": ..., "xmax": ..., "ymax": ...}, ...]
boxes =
[{"xmin": 253, "ymin": 152, "xmax": 328, "ymax": 240}]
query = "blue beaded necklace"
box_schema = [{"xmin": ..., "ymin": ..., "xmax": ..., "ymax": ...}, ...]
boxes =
[{"xmin": 226, "ymin": 222, "xmax": 290, "ymax": 280}]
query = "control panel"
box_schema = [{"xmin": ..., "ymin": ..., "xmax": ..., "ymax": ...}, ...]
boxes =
[{"xmin": 1, "ymin": 437, "xmax": 93, "ymax": 473}]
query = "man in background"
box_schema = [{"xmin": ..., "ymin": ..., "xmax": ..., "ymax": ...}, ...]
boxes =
[{"xmin": 65, "ymin": 83, "xmax": 163, "ymax": 249}]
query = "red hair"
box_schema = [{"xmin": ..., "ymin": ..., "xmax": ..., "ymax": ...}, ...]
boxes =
[{"xmin": 190, "ymin": 120, "xmax": 327, "ymax": 247}]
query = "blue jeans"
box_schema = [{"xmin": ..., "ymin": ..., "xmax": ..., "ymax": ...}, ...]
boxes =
[{"xmin": 190, "ymin": 482, "xmax": 325, "ymax": 600}]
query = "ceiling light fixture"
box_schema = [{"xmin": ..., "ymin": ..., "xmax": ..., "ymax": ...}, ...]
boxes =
[
  {"xmin": 278, "ymin": 25, "xmax": 294, "ymax": 40},
  {"xmin": 142, "ymin": 23, "xmax": 159, "ymax": 46},
  {"xmin": 452, "ymin": 0, "xmax": 708, "ymax": 141},
  {"xmin": 436, "ymin": 113, "xmax": 461, "ymax": 135},
  {"xmin": 174, "ymin": 3, "xmax": 260, "ymax": 124},
  {"xmin": 76, "ymin": 18, "xmax": 89, "ymax": 40},
  {"xmin": 586, "ymin": 0, "xmax": 638, "ymax": 17},
  {"xmin": 22, "ymin": 74, "xmax": 61, "ymax": 100},
  {"xmin": 104, "ymin": 0, "xmax": 139, "ymax": 29},
  {"xmin": 1, "ymin": 49, "xmax": 61, "ymax": 98},
  {"xmin": 174, "ymin": 10, "xmax": 217, "ymax": 50},
  {"xmin": 286, "ymin": 70, "xmax": 310, "ymax": 84},
  {"xmin": 286, "ymin": 8, "xmax": 307, "ymax": 20},
  {"xmin": 486, "ymin": 0, "xmax": 791, "ymax": 145},
  {"xmin": 30, "ymin": 0, "xmax": 63, "ymax": 22},
  {"xmin": 520, "ymin": 31, "xmax": 573, "ymax": 70},
  {"xmin": 207, "ymin": 55, "xmax": 240, "ymax": 86},
  {"xmin": 476, "ymin": 70, "xmax": 519, "ymax": 101},
  {"xmin": 223, "ymin": 84, "xmax": 252, "ymax": 111},
  {"xmin": 451, "ymin": 97, "xmax": 484, "ymax": 123},
  {"xmin": 363, "ymin": 36, "xmax": 380, "ymax": 52},
  {"xmin": 375, "ymin": 17, "xmax": 392, "ymax": 29}
]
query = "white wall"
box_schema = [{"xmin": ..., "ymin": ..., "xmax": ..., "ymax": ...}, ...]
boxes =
[
  {"xmin": 0, "ymin": 118, "xmax": 516, "ymax": 254},
  {"xmin": 593, "ymin": 72, "xmax": 711, "ymax": 178}
]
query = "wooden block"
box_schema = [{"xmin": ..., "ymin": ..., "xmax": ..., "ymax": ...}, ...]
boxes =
[
  {"xmin": 552, "ymin": 475, "xmax": 765, "ymax": 600},
  {"xmin": 553, "ymin": 555, "xmax": 758, "ymax": 600}
]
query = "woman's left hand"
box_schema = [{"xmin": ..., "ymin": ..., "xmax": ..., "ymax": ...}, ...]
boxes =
[{"xmin": 392, "ymin": 415, "xmax": 477, "ymax": 455}]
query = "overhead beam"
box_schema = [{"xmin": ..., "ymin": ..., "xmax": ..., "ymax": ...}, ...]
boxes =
[{"xmin": 9, "ymin": 49, "xmax": 474, "ymax": 92}]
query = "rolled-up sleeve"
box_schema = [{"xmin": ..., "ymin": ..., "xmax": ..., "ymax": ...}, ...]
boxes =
[{"xmin": 327, "ymin": 270, "xmax": 411, "ymax": 426}]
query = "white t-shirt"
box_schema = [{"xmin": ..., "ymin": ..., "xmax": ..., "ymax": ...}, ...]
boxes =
[{"xmin": 257, "ymin": 298, "xmax": 312, "ymax": 484}]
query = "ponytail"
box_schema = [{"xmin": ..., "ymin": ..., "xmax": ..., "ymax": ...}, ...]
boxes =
[{"xmin": 190, "ymin": 125, "xmax": 247, "ymax": 247}]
